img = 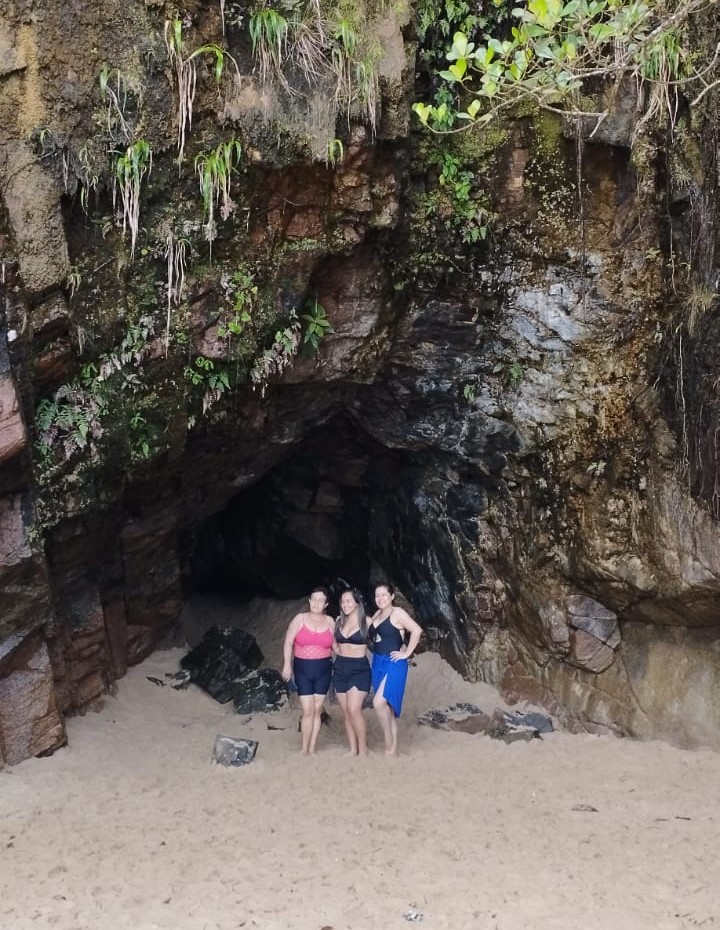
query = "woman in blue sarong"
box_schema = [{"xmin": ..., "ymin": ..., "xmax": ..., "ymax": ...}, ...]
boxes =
[{"xmin": 368, "ymin": 582, "xmax": 422, "ymax": 756}]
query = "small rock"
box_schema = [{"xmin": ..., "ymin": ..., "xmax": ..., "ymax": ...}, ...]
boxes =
[{"xmin": 211, "ymin": 735, "xmax": 259, "ymax": 767}]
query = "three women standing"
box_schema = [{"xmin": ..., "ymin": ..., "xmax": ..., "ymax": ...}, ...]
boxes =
[{"xmin": 281, "ymin": 582, "xmax": 422, "ymax": 756}]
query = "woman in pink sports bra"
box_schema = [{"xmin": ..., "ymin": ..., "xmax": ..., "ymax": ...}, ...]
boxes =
[{"xmin": 281, "ymin": 587, "xmax": 335, "ymax": 755}]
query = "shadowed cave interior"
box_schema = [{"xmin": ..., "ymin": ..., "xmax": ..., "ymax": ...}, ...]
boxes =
[
  {"xmin": 177, "ymin": 412, "xmax": 489, "ymax": 659},
  {"xmin": 181, "ymin": 417, "xmax": 374, "ymax": 604}
]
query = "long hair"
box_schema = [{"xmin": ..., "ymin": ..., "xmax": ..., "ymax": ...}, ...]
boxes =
[{"xmin": 336, "ymin": 588, "xmax": 368, "ymax": 642}]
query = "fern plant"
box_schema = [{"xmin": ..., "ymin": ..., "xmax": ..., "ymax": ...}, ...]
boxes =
[
  {"xmin": 194, "ymin": 138, "xmax": 243, "ymax": 259},
  {"xmin": 249, "ymin": 7, "xmax": 290, "ymax": 86},
  {"xmin": 247, "ymin": 0, "xmax": 382, "ymax": 135},
  {"xmin": 250, "ymin": 310, "xmax": 302, "ymax": 397},
  {"xmin": 113, "ymin": 139, "xmax": 153, "ymax": 258},
  {"xmin": 165, "ymin": 232, "xmax": 190, "ymax": 355},
  {"xmin": 98, "ymin": 65, "xmax": 132, "ymax": 143},
  {"xmin": 164, "ymin": 18, "xmax": 239, "ymax": 166}
]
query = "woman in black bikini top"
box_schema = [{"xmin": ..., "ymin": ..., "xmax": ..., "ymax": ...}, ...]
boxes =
[
  {"xmin": 333, "ymin": 588, "xmax": 371, "ymax": 757},
  {"xmin": 368, "ymin": 583, "xmax": 423, "ymax": 756}
]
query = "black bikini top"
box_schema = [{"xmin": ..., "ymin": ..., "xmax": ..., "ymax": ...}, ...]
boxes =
[{"xmin": 335, "ymin": 623, "xmax": 367, "ymax": 645}]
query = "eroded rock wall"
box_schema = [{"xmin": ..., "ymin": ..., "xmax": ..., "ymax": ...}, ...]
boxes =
[{"xmin": 1, "ymin": 0, "xmax": 719, "ymax": 764}]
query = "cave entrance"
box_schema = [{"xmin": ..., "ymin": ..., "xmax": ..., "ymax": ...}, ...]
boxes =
[
  {"xmin": 179, "ymin": 414, "xmax": 397, "ymax": 625},
  {"xmin": 177, "ymin": 407, "xmax": 489, "ymax": 663}
]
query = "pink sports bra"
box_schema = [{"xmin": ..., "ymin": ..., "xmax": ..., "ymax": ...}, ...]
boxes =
[{"xmin": 294, "ymin": 622, "xmax": 334, "ymax": 660}]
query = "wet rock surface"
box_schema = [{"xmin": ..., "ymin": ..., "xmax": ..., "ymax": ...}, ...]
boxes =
[
  {"xmin": 1, "ymin": 0, "xmax": 720, "ymax": 764},
  {"xmin": 232, "ymin": 669, "xmax": 288, "ymax": 715},
  {"xmin": 180, "ymin": 627, "xmax": 264, "ymax": 704}
]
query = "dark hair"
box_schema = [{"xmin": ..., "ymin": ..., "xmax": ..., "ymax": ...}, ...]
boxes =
[
  {"xmin": 374, "ymin": 582, "xmax": 395, "ymax": 595},
  {"xmin": 310, "ymin": 586, "xmax": 329, "ymax": 600},
  {"xmin": 336, "ymin": 588, "xmax": 368, "ymax": 642}
]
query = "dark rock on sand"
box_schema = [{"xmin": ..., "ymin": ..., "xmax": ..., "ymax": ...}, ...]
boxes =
[
  {"xmin": 232, "ymin": 668, "xmax": 288, "ymax": 714},
  {"xmin": 180, "ymin": 627, "xmax": 264, "ymax": 703},
  {"xmin": 418, "ymin": 704, "xmax": 554, "ymax": 743}
]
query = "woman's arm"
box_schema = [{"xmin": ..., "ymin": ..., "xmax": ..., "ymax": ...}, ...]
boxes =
[
  {"xmin": 391, "ymin": 608, "xmax": 423, "ymax": 661},
  {"xmin": 281, "ymin": 615, "xmax": 301, "ymax": 680}
]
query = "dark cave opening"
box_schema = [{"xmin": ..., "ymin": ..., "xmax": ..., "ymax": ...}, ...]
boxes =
[
  {"xmin": 179, "ymin": 414, "xmax": 393, "ymax": 614},
  {"xmin": 177, "ymin": 407, "xmax": 496, "ymax": 663}
]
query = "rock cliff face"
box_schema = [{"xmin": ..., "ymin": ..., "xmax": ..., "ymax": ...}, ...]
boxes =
[{"xmin": 1, "ymin": 0, "xmax": 719, "ymax": 765}]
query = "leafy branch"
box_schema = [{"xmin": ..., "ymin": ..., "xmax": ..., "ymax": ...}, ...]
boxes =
[
  {"xmin": 301, "ymin": 298, "xmax": 334, "ymax": 350},
  {"xmin": 414, "ymin": 0, "xmax": 720, "ymax": 136}
]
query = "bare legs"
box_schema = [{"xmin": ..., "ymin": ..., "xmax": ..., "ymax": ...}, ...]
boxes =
[
  {"xmin": 336, "ymin": 688, "xmax": 369, "ymax": 756},
  {"xmin": 373, "ymin": 676, "xmax": 398, "ymax": 756},
  {"xmin": 298, "ymin": 694, "xmax": 326, "ymax": 755}
]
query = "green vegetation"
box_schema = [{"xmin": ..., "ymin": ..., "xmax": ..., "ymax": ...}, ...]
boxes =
[
  {"xmin": 248, "ymin": 0, "xmax": 382, "ymax": 134},
  {"xmin": 394, "ymin": 126, "xmax": 505, "ymax": 289},
  {"xmin": 434, "ymin": 150, "xmax": 493, "ymax": 243},
  {"xmin": 415, "ymin": 0, "xmax": 514, "ymax": 130},
  {"xmin": 113, "ymin": 140, "xmax": 153, "ymax": 258},
  {"xmin": 66, "ymin": 266, "xmax": 82, "ymax": 299},
  {"xmin": 164, "ymin": 18, "xmax": 239, "ymax": 165},
  {"xmin": 76, "ymin": 143, "xmax": 102, "ymax": 212},
  {"xmin": 249, "ymin": 7, "xmax": 290, "ymax": 85},
  {"xmin": 194, "ymin": 139, "xmax": 243, "ymax": 257},
  {"xmin": 99, "ymin": 65, "xmax": 133, "ymax": 143},
  {"xmin": 301, "ymin": 298, "xmax": 334, "ymax": 350},
  {"xmin": 250, "ymin": 311, "xmax": 302, "ymax": 397},
  {"xmin": 184, "ymin": 356, "xmax": 231, "ymax": 413},
  {"xmin": 165, "ymin": 232, "xmax": 191, "ymax": 355},
  {"xmin": 218, "ymin": 267, "xmax": 258, "ymax": 339},
  {"xmin": 326, "ymin": 137, "xmax": 345, "ymax": 167},
  {"xmin": 36, "ymin": 367, "xmax": 104, "ymax": 461},
  {"xmin": 35, "ymin": 316, "xmax": 159, "ymax": 475},
  {"xmin": 413, "ymin": 0, "xmax": 719, "ymax": 135}
]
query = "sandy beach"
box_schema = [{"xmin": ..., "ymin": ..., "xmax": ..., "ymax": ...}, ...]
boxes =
[{"xmin": 2, "ymin": 597, "xmax": 719, "ymax": 930}]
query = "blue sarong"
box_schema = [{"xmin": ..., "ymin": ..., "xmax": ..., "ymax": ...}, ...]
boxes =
[{"xmin": 371, "ymin": 653, "xmax": 409, "ymax": 718}]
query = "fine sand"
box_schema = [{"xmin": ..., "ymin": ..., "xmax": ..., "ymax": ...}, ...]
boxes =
[{"xmin": 2, "ymin": 596, "xmax": 720, "ymax": 930}]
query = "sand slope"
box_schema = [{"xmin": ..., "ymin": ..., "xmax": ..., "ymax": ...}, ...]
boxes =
[{"xmin": 2, "ymin": 627, "xmax": 719, "ymax": 930}]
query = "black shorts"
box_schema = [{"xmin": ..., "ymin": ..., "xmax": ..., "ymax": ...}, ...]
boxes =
[
  {"xmin": 333, "ymin": 655, "xmax": 371, "ymax": 694},
  {"xmin": 293, "ymin": 657, "xmax": 332, "ymax": 696}
]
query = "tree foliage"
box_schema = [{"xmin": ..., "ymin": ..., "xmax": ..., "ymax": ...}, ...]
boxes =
[{"xmin": 413, "ymin": 0, "xmax": 720, "ymax": 134}]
